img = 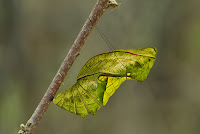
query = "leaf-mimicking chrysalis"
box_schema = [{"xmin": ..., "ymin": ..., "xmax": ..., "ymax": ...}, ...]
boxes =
[{"xmin": 53, "ymin": 47, "xmax": 157, "ymax": 118}]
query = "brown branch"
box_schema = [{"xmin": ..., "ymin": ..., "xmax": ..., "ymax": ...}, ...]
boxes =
[{"xmin": 18, "ymin": 0, "xmax": 119, "ymax": 134}]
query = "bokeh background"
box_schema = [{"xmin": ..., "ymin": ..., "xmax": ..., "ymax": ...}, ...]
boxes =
[{"xmin": 1, "ymin": 0, "xmax": 200, "ymax": 134}]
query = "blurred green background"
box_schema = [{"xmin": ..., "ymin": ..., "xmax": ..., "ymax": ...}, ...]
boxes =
[{"xmin": 1, "ymin": 0, "xmax": 200, "ymax": 134}]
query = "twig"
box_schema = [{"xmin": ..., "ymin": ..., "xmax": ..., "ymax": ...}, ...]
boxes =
[{"xmin": 18, "ymin": 0, "xmax": 119, "ymax": 134}]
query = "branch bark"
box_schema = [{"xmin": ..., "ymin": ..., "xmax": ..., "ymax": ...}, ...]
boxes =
[{"xmin": 18, "ymin": 0, "xmax": 119, "ymax": 134}]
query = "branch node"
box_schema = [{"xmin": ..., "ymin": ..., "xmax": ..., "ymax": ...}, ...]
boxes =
[
  {"xmin": 106, "ymin": 0, "xmax": 120, "ymax": 8},
  {"xmin": 18, "ymin": 124, "xmax": 27, "ymax": 134}
]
